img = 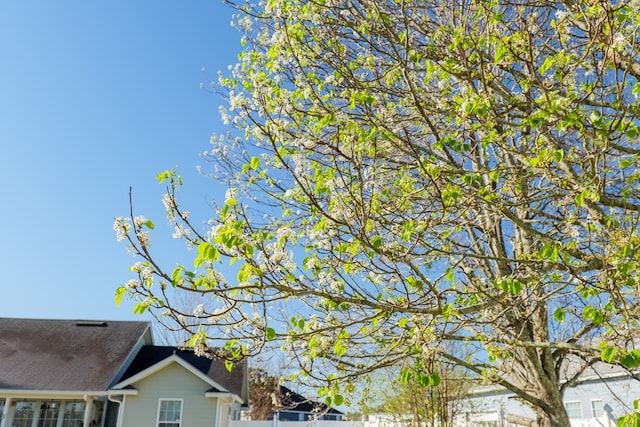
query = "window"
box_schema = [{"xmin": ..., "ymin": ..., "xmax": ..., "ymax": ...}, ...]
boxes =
[
  {"xmin": 13, "ymin": 401, "xmax": 36, "ymax": 427},
  {"xmin": 38, "ymin": 402, "xmax": 60, "ymax": 427},
  {"xmin": 61, "ymin": 401, "xmax": 85, "ymax": 427},
  {"xmin": 157, "ymin": 399, "xmax": 182, "ymax": 427},
  {"xmin": 565, "ymin": 401, "xmax": 583, "ymax": 419},
  {"xmin": 591, "ymin": 399, "xmax": 604, "ymax": 418}
]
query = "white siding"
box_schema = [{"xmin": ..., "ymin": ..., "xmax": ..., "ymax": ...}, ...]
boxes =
[
  {"xmin": 458, "ymin": 375, "xmax": 640, "ymax": 426},
  {"xmin": 563, "ymin": 376, "xmax": 640, "ymax": 421}
]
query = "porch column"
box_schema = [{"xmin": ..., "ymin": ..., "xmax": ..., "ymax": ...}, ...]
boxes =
[
  {"xmin": 0, "ymin": 397, "xmax": 11, "ymax": 427},
  {"xmin": 83, "ymin": 396, "xmax": 94, "ymax": 427}
]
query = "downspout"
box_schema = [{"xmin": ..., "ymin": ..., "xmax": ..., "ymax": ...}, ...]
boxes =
[
  {"xmin": 216, "ymin": 399, "xmax": 222, "ymax": 427},
  {"xmin": 108, "ymin": 395, "xmax": 125, "ymax": 427},
  {"xmin": 83, "ymin": 395, "xmax": 94, "ymax": 427}
]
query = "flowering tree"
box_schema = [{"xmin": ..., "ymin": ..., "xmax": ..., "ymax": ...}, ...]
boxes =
[
  {"xmin": 115, "ymin": 1, "xmax": 640, "ymax": 425},
  {"xmin": 362, "ymin": 363, "xmax": 467, "ymax": 427}
]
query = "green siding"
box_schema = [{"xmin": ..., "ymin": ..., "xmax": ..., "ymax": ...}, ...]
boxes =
[{"xmin": 121, "ymin": 362, "xmax": 220, "ymax": 427}]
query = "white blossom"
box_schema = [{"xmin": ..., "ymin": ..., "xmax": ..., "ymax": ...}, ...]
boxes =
[
  {"xmin": 193, "ymin": 304, "xmax": 205, "ymax": 317},
  {"xmin": 125, "ymin": 279, "xmax": 140, "ymax": 289},
  {"xmin": 554, "ymin": 9, "xmax": 569, "ymax": 21},
  {"xmin": 225, "ymin": 187, "xmax": 237, "ymax": 202},
  {"xmin": 136, "ymin": 230, "xmax": 151, "ymax": 247},
  {"xmin": 612, "ymin": 32, "xmax": 627, "ymax": 51},
  {"xmin": 173, "ymin": 224, "xmax": 191, "ymax": 239},
  {"xmin": 113, "ymin": 217, "xmax": 131, "ymax": 241},
  {"xmin": 133, "ymin": 215, "xmax": 149, "ymax": 227}
]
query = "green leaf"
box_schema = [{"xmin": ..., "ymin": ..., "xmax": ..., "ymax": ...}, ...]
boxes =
[
  {"xmin": 133, "ymin": 300, "xmax": 150, "ymax": 315},
  {"xmin": 445, "ymin": 267, "xmax": 455, "ymax": 283},
  {"xmin": 371, "ymin": 235, "xmax": 383, "ymax": 249},
  {"xmin": 583, "ymin": 306, "xmax": 604, "ymax": 325},
  {"xmin": 250, "ymin": 156, "xmax": 260, "ymax": 170},
  {"xmin": 601, "ymin": 346, "xmax": 617, "ymax": 363},
  {"xmin": 494, "ymin": 44, "xmax": 507, "ymax": 64},
  {"xmin": 115, "ymin": 286, "xmax": 126, "ymax": 306},
  {"xmin": 265, "ymin": 327, "xmax": 276, "ymax": 341},
  {"xmin": 197, "ymin": 242, "xmax": 219, "ymax": 262},
  {"xmin": 430, "ymin": 372, "xmax": 441, "ymax": 387},
  {"xmin": 333, "ymin": 394, "xmax": 344, "ymax": 406},
  {"xmin": 237, "ymin": 263, "xmax": 252, "ymax": 283},
  {"xmin": 334, "ymin": 340, "xmax": 347, "ymax": 357},
  {"xmin": 553, "ymin": 308, "xmax": 566, "ymax": 323},
  {"xmin": 495, "ymin": 278, "xmax": 522, "ymax": 295},
  {"xmin": 621, "ymin": 350, "xmax": 640, "ymax": 369},
  {"xmin": 620, "ymin": 158, "xmax": 634, "ymax": 168},
  {"xmin": 491, "ymin": 12, "xmax": 504, "ymax": 24},
  {"xmin": 538, "ymin": 56, "xmax": 555, "ymax": 75},
  {"xmin": 538, "ymin": 243, "xmax": 559, "ymax": 262},
  {"xmin": 552, "ymin": 149, "xmax": 564, "ymax": 162},
  {"xmin": 399, "ymin": 367, "xmax": 413, "ymax": 384},
  {"xmin": 171, "ymin": 266, "xmax": 184, "ymax": 285},
  {"xmin": 225, "ymin": 360, "xmax": 234, "ymax": 372},
  {"xmin": 156, "ymin": 170, "xmax": 172, "ymax": 183}
]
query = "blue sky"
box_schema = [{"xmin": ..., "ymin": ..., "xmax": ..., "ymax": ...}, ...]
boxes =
[{"xmin": 0, "ymin": 1, "xmax": 239, "ymax": 321}]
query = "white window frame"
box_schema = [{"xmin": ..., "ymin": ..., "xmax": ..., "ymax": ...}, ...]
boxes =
[
  {"xmin": 61, "ymin": 401, "xmax": 86, "ymax": 427},
  {"xmin": 564, "ymin": 400, "xmax": 583, "ymax": 419},
  {"xmin": 156, "ymin": 398, "xmax": 183, "ymax": 427},
  {"xmin": 12, "ymin": 400, "xmax": 37, "ymax": 427},
  {"xmin": 590, "ymin": 399, "xmax": 604, "ymax": 418},
  {"xmin": 37, "ymin": 401, "xmax": 60, "ymax": 427}
]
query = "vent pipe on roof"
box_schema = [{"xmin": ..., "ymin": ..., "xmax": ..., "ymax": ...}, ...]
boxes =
[{"xmin": 76, "ymin": 321, "xmax": 108, "ymax": 327}]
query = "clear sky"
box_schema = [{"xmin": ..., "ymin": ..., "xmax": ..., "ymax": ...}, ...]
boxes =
[{"xmin": 0, "ymin": 1, "xmax": 240, "ymax": 321}]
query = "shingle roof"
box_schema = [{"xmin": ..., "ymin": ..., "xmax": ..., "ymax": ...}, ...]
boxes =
[
  {"xmin": 0, "ymin": 318, "xmax": 150, "ymax": 392},
  {"xmin": 280, "ymin": 385, "xmax": 344, "ymax": 415},
  {"xmin": 120, "ymin": 345, "xmax": 248, "ymax": 403}
]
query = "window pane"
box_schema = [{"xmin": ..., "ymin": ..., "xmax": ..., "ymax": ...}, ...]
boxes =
[
  {"xmin": 158, "ymin": 400, "xmax": 181, "ymax": 427},
  {"xmin": 565, "ymin": 401, "xmax": 583, "ymax": 419},
  {"xmin": 38, "ymin": 402, "xmax": 60, "ymax": 427},
  {"xmin": 62, "ymin": 401, "xmax": 86, "ymax": 427},
  {"xmin": 591, "ymin": 400, "xmax": 604, "ymax": 417},
  {"xmin": 91, "ymin": 400, "xmax": 105, "ymax": 426},
  {"xmin": 13, "ymin": 401, "xmax": 36, "ymax": 427}
]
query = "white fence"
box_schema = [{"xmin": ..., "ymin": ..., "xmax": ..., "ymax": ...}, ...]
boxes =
[
  {"xmin": 570, "ymin": 417, "xmax": 614, "ymax": 427},
  {"xmin": 232, "ymin": 415, "xmax": 613, "ymax": 427},
  {"xmin": 232, "ymin": 421, "xmax": 356, "ymax": 427}
]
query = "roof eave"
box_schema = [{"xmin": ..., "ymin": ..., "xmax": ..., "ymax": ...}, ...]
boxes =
[
  {"xmin": 112, "ymin": 354, "xmax": 230, "ymax": 392},
  {"xmin": 205, "ymin": 392, "xmax": 244, "ymax": 405},
  {"xmin": 106, "ymin": 388, "xmax": 139, "ymax": 396},
  {"xmin": 0, "ymin": 390, "xmax": 107, "ymax": 399}
]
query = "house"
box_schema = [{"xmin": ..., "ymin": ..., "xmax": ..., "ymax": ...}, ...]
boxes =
[
  {"xmin": 109, "ymin": 345, "xmax": 248, "ymax": 427},
  {"xmin": 0, "ymin": 318, "xmax": 248, "ymax": 427},
  {"xmin": 275, "ymin": 386, "xmax": 344, "ymax": 421},
  {"xmin": 457, "ymin": 361, "xmax": 640, "ymax": 426}
]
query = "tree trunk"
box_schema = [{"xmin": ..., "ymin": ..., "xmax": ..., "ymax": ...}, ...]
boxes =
[{"xmin": 535, "ymin": 402, "xmax": 571, "ymax": 427}]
